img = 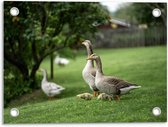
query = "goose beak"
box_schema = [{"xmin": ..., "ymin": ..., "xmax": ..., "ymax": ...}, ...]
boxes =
[
  {"xmin": 82, "ymin": 41, "xmax": 86, "ymax": 45},
  {"xmin": 86, "ymin": 53, "xmax": 96, "ymax": 60},
  {"xmin": 86, "ymin": 56, "xmax": 92, "ymax": 60}
]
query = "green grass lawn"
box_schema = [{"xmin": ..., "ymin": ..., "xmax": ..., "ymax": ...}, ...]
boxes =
[{"xmin": 4, "ymin": 46, "xmax": 167, "ymax": 123}]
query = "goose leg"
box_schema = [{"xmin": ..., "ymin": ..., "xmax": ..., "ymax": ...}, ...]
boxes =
[
  {"xmin": 93, "ymin": 91, "xmax": 97, "ymax": 97},
  {"xmin": 115, "ymin": 95, "xmax": 120, "ymax": 101},
  {"xmin": 48, "ymin": 96, "xmax": 54, "ymax": 100},
  {"xmin": 108, "ymin": 95, "xmax": 113, "ymax": 101},
  {"xmin": 95, "ymin": 91, "xmax": 101, "ymax": 96}
]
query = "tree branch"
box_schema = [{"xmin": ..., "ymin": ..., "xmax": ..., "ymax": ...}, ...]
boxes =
[{"xmin": 42, "ymin": 45, "xmax": 65, "ymax": 60}]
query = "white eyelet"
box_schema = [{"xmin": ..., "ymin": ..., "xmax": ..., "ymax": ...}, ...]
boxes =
[{"xmin": 10, "ymin": 7, "xmax": 19, "ymax": 16}]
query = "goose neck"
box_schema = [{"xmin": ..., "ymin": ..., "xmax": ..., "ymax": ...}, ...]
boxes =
[
  {"xmin": 86, "ymin": 44, "xmax": 93, "ymax": 57},
  {"xmin": 95, "ymin": 57, "xmax": 103, "ymax": 75},
  {"xmin": 42, "ymin": 70, "xmax": 48, "ymax": 83},
  {"xmin": 86, "ymin": 59, "xmax": 94, "ymax": 67}
]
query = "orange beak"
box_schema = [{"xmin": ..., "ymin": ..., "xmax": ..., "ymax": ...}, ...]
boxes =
[{"xmin": 86, "ymin": 53, "xmax": 96, "ymax": 60}]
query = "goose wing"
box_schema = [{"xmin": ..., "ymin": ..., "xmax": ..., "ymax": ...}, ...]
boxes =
[
  {"xmin": 90, "ymin": 68, "xmax": 96, "ymax": 78},
  {"xmin": 104, "ymin": 76, "xmax": 140, "ymax": 95},
  {"xmin": 104, "ymin": 76, "xmax": 135, "ymax": 88},
  {"xmin": 100, "ymin": 76, "xmax": 121, "ymax": 95},
  {"xmin": 89, "ymin": 68, "xmax": 99, "ymax": 91},
  {"xmin": 47, "ymin": 82, "xmax": 65, "ymax": 91}
]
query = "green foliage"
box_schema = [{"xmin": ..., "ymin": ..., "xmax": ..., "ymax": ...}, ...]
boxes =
[
  {"xmin": 131, "ymin": 3, "xmax": 166, "ymax": 27},
  {"xmin": 4, "ymin": 1, "xmax": 109, "ymax": 105},
  {"xmin": 4, "ymin": 61, "xmax": 32, "ymax": 107},
  {"xmin": 4, "ymin": 46, "xmax": 166, "ymax": 122},
  {"xmin": 112, "ymin": 3, "xmax": 136, "ymax": 23},
  {"xmin": 114, "ymin": 3, "xmax": 167, "ymax": 27},
  {"xmin": 56, "ymin": 47, "xmax": 76, "ymax": 59}
]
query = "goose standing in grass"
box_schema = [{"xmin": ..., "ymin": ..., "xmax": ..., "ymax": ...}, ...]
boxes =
[
  {"xmin": 87, "ymin": 54, "xmax": 141, "ymax": 101},
  {"xmin": 82, "ymin": 40, "xmax": 99, "ymax": 97},
  {"xmin": 39, "ymin": 68, "xmax": 65, "ymax": 98},
  {"xmin": 54, "ymin": 55, "xmax": 69, "ymax": 67}
]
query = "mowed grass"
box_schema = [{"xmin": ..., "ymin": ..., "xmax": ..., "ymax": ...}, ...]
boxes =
[{"xmin": 4, "ymin": 46, "xmax": 167, "ymax": 123}]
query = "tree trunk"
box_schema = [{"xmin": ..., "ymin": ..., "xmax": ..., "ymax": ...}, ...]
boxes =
[
  {"xmin": 29, "ymin": 61, "xmax": 42, "ymax": 89},
  {"xmin": 20, "ymin": 67, "xmax": 29, "ymax": 81},
  {"xmin": 50, "ymin": 53, "xmax": 54, "ymax": 79}
]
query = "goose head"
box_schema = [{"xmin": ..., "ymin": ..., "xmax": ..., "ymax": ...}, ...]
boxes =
[
  {"xmin": 82, "ymin": 40, "xmax": 94, "ymax": 57},
  {"xmin": 87, "ymin": 53, "xmax": 103, "ymax": 74},
  {"xmin": 82, "ymin": 40, "xmax": 92, "ymax": 47},
  {"xmin": 38, "ymin": 68, "xmax": 46, "ymax": 73},
  {"xmin": 87, "ymin": 53, "xmax": 99, "ymax": 60},
  {"xmin": 38, "ymin": 68, "xmax": 48, "ymax": 82},
  {"xmin": 38, "ymin": 68, "xmax": 48, "ymax": 76}
]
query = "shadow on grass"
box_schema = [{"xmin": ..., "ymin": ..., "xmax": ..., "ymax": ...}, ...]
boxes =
[{"xmin": 7, "ymin": 85, "xmax": 91, "ymax": 107}]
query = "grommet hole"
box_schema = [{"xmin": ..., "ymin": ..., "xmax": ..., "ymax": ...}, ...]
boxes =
[
  {"xmin": 152, "ymin": 107, "xmax": 161, "ymax": 116},
  {"xmin": 10, "ymin": 108, "xmax": 19, "ymax": 117},
  {"xmin": 152, "ymin": 8, "xmax": 161, "ymax": 17},
  {"xmin": 10, "ymin": 7, "xmax": 19, "ymax": 16}
]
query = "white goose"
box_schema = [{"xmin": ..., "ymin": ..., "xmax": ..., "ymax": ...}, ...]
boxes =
[
  {"xmin": 82, "ymin": 40, "xmax": 99, "ymax": 97},
  {"xmin": 39, "ymin": 68, "xmax": 65, "ymax": 98},
  {"xmin": 87, "ymin": 54, "xmax": 141, "ymax": 101},
  {"xmin": 54, "ymin": 55, "xmax": 69, "ymax": 66}
]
